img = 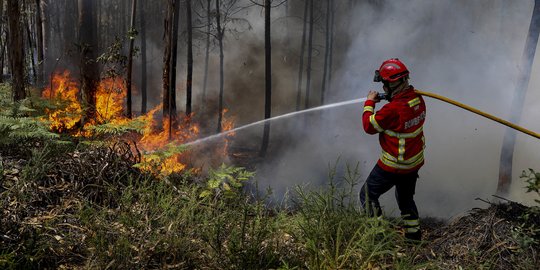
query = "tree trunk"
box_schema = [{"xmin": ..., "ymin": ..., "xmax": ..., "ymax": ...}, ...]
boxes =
[
  {"xmin": 0, "ymin": 0, "xmax": 4, "ymax": 82},
  {"xmin": 162, "ymin": 1, "xmax": 172, "ymax": 121},
  {"xmin": 320, "ymin": 0, "xmax": 330, "ymax": 105},
  {"xmin": 497, "ymin": 0, "xmax": 540, "ymax": 195},
  {"xmin": 7, "ymin": 0, "xmax": 25, "ymax": 101},
  {"xmin": 78, "ymin": 0, "xmax": 99, "ymax": 123},
  {"xmin": 295, "ymin": 0, "xmax": 308, "ymax": 111},
  {"xmin": 35, "ymin": 0, "xmax": 44, "ymax": 87},
  {"xmin": 201, "ymin": 0, "xmax": 211, "ymax": 114},
  {"xmin": 216, "ymin": 0, "xmax": 224, "ymax": 133},
  {"xmin": 185, "ymin": 0, "xmax": 193, "ymax": 116},
  {"xmin": 24, "ymin": 7, "xmax": 36, "ymax": 84},
  {"xmin": 260, "ymin": 0, "xmax": 271, "ymax": 157},
  {"xmin": 139, "ymin": 0, "xmax": 147, "ymax": 114},
  {"xmin": 126, "ymin": 0, "xmax": 137, "ymax": 118},
  {"xmin": 168, "ymin": 0, "xmax": 180, "ymax": 138},
  {"xmin": 328, "ymin": 0, "xmax": 334, "ymax": 87},
  {"xmin": 304, "ymin": 0, "xmax": 313, "ymax": 109}
]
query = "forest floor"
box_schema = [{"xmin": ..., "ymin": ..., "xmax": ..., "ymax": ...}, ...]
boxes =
[{"xmin": 0, "ymin": 141, "xmax": 539, "ymax": 269}]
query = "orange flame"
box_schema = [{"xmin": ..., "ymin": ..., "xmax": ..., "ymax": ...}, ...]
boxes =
[
  {"xmin": 96, "ymin": 76, "xmax": 127, "ymax": 122},
  {"xmin": 42, "ymin": 70, "xmax": 236, "ymax": 176},
  {"xmin": 42, "ymin": 71, "xmax": 83, "ymax": 132}
]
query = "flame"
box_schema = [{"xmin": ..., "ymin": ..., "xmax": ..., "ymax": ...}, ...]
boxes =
[
  {"xmin": 96, "ymin": 76, "xmax": 127, "ymax": 122},
  {"xmin": 221, "ymin": 109, "xmax": 236, "ymax": 155},
  {"xmin": 42, "ymin": 70, "xmax": 236, "ymax": 177},
  {"xmin": 42, "ymin": 71, "xmax": 83, "ymax": 132}
]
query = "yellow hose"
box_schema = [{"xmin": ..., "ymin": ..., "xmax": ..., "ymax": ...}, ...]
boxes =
[{"xmin": 415, "ymin": 90, "xmax": 540, "ymax": 140}]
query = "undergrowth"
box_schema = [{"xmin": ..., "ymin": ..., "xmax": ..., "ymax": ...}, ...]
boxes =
[{"xmin": 0, "ymin": 140, "xmax": 423, "ymax": 269}]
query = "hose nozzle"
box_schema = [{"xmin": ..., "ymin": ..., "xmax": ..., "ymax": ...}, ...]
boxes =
[{"xmin": 377, "ymin": 92, "xmax": 387, "ymax": 101}]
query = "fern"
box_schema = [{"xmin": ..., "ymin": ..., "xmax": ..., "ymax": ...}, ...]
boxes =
[
  {"xmin": 200, "ymin": 164, "xmax": 255, "ymax": 199},
  {"xmin": 0, "ymin": 115, "xmax": 60, "ymax": 144},
  {"xmin": 133, "ymin": 142, "xmax": 188, "ymax": 176},
  {"xmin": 87, "ymin": 118, "xmax": 146, "ymax": 136}
]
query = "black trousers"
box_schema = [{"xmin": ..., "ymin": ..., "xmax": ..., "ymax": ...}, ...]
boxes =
[{"xmin": 359, "ymin": 164, "xmax": 419, "ymax": 225}]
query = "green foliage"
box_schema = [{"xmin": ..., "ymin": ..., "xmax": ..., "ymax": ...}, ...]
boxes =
[
  {"xmin": 133, "ymin": 142, "xmax": 188, "ymax": 177},
  {"xmin": 292, "ymin": 163, "xmax": 418, "ymax": 269},
  {"xmin": 0, "ymin": 83, "xmax": 62, "ymax": 145},
  {"xmin": 97, "ymin": 37, "xmax": 128, "ymax": 79},
  {"xmin": 86, "ymin": 118, "xmax": 146, "ymax": 137},
  {"xmin": 200, "ymin": 163, "xmax": 255, "ymax": 199},
  {"xmin": 522, "ymin": 169, "xmax": 540, "ymax": 204}
]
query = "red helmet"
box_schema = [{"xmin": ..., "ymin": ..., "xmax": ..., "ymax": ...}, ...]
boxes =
[{"xmin": 374, "ymin": 58, "xmax": 409, "ymax": 82}]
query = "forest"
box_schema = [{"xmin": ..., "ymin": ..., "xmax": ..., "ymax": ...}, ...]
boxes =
[{"xmin": 0, "ymin": 0, "xmax": 539, "ymax": 268}]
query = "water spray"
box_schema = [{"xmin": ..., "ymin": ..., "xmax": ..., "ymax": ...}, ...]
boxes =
[{"xmin": 183, "ymin": 89, "xmax": 540, "ymax": 148}]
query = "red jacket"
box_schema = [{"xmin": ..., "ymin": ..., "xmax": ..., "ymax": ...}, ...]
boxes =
[{"xmin": 362, "ymin": 87, "xmax": 426, "ymax": 174}]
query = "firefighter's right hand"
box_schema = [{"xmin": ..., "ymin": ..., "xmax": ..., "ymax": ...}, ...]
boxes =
[{"xmin": 367, "ymin": 91, "xmax": 380, "ymax": 103}]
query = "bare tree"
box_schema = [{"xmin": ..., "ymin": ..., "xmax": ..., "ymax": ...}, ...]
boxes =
[
  {"xmin": 0, "ymin": 0, "xmax": 5, "ymax": 82},
  {"xmin": 126, "ymin": 0, "xmax": 137, "ymax": 118},
  {"xmin": 260, "ymin": 0, "xmax": 272, "ymax": 157},
  {"xmin": 295, "ymin": 0, "xmax": 308, "ymax": 111},
  {"xmin": 328, "ymin": 0, "xmax": 334, "ymax": 87},
  {"xmin": 320, "ymin": 0, "xmax": 330, "ymax": 105},
  {"xmin": 78, "ymin": 0, "xmax": 99, "ymax": 122},
  {"xmin": 498, "ymin": 0, "xmax": 540, "ymax": 194},
  {"xmin": 7, "ymin": 0, "xmax": 25, "ymax": 101},
  {"xmin": 163, "ymin": 0, "xmax": 180, "ymax": 138},
  {"xmin": 215, "ymin": 0, "xmax": 224, "ymax": 133},
  {"xmin": 186, "ymin": 0, "xmax": 193, "ymax": 116},
  {"xmin": 201, "ymin": 0, "xmax": 211, "ymax": 114},
  {"xmin": 34, "ymin": 0, "xmax": 44, "ymax": 87},
  {"xmin": 139, "ymin": 0, "xmax": 147, "ymax": 114},
  {"xmin": 304, "ymin": 0, "xmax": 313, "ymax": 109}
]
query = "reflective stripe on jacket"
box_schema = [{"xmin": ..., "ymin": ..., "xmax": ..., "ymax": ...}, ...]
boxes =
[{"xmin": 362, "ymin": 87, "xmax": 426, "ymax": 174}]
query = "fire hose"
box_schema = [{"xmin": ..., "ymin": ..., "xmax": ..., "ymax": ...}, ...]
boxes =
[{"xmin": 414, "ymin": 90, "xmax": 540, "ymax": 140}]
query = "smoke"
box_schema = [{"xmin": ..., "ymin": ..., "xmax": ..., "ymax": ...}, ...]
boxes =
[
  {"xmin": 41, "ymin": 0, "xmax": 540, "ymax": 218},
  {"xmin": 238, "ymin": 0, "xmax": 540, "ymax": 218}
]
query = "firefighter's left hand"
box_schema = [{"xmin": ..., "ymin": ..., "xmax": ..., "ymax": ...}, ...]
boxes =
[{"xmin": 367, "ymin": 91, "xmax": 380, "ymax": 103}]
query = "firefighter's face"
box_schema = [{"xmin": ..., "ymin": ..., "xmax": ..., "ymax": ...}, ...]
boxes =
[{"xmin": 383, "ymin": 80, "xmax": 402, "ymax": 93}]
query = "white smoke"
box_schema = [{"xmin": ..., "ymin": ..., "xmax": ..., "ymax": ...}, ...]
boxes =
[{"xmin": 246, "ymin": 0, "xmax": 540, "ymax": 218}]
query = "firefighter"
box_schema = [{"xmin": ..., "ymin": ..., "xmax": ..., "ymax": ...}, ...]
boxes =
[{"xmin": 360, "ymin": 58, "xmax": 426, "ymax": 241}]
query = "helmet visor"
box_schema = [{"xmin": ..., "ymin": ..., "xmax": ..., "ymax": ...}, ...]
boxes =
[{"xmin": 373, "ymin": 70, "xmax": 382, "ymax": 82}]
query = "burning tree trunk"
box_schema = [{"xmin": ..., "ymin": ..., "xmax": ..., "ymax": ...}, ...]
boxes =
[
  {"xmin": 304, "ymin": 0, "xmax": 313, "ymax": 109},
  {"xmin": 186, "ymin": 0, "xmax": 193, "ymax": 116},
  {"xmin": 260, "ymin": 0, "xmax": 272, "ymax": 157},
  {"xmin": 295, "ymin": 0, "xmax": 308, "ymax": 111},
  {"xmin": 78, "ymin": 0, "xmax": 99, "ymax": 122},
  {"xmin": 7, "ymin": 0, "xmax": 25, "ymax": 101},
  {"xmin": 34, "ymin": 0, "xmax": 44, "ymax": 88},
  {"xmin": 320, "ymin": 0, "xmax": 330, "ymax": 105},
  {"xmin": 126, "ymin": 0, "xmax": 137, "ymax": 118},
  {"xmin": 163, "ymin": 0, "xmax": 180, "ymax": 138},
  {"xmin": 216, "ymin": 0, "xmax": 225, "ymax": 133},
  {"xmin": 162, "ymin": 3, "xmax": 172, "ymax": 120},
  {"xmin": 498, "ymin": 0, "xmax": 540, "ymax": 195},
  {"xmin": 168, "ymin": 0, "xmax": 180, "ymax": 134},
  {"xmin": 201, "ymin": 0, "xmax": 211, "ymax": 114}
]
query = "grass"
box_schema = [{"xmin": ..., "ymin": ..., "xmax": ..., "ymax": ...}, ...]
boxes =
[{"xmin": 1, "ymin": 139, "xmax": 539, "ymax": 269}]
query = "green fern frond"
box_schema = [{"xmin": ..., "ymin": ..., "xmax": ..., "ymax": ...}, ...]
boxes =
[{"xmin": 87, "ymin": 118, "xmax": 146, "ymax": 136}]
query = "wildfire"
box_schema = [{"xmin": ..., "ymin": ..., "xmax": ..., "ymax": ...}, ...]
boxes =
[
  {"xmin": 42, "ymin": 71, "xmax": 83, "ymax": 132},
  {"xmin": 96, "ymin": 76, "xmax": 127, "ymax": 122},
  {"xmin": 42, "ymin": 70, "xmax": 235, "ymax": 177},
  {"xmin": 221, "ymin": 109, "xmax": 236, "ymax": 156}
]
